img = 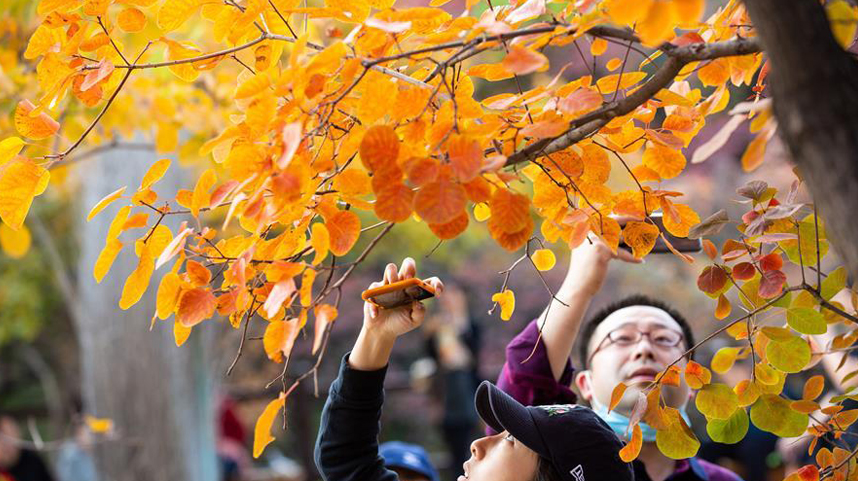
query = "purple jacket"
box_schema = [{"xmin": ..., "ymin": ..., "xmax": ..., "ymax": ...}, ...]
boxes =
[{"xmin": 495, "ymin": 320, "xmax": 745, "ymax": 481}]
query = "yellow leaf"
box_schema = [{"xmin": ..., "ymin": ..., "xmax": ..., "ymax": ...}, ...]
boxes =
[
  {"xmin": 141, "ymin": 159, "xmax": 171, "ymax": 189},
  {"xmin": 827, "ymin": 0, "xmax": 858, "ymax": 49},
  {"xmin": 118, "ymin": 7, "xmax": 147, "ymax": 32},
  {"xmin": 24, "ymin": 24, "xmax": 65, "ymax": 59},
  {"xmin": 84, "ymin": 416, "xmax": 113, "ymax": 434},
  {"xmin": 235, "ymin": 72, "xmax": 272, "ymax": 99},
  {"xmin": 622, "ymin": 221, "xmax": 660, "ymax": 258},
  {"xmin": 191, "ymin": 168, "xmax": 217, "ymax": 217},
  {"xmin": 606, "ymin": 58, "xmax": 623, "ymax": 71},
  {"xmin": 106, "ymin": 206, "xmax": 131, "ymax": 242},
  {"xmin": 88, "ymin": 186, "xmax": 126, "ymax": 221},
  {"xmin": 93, "ymin": 238, "xmax": 123, "ymax": 283},
  {"xmin": 643, "ymin": 144, "xmax": 686, "ymax": 179},
  {"xmin": 492, "ymin": 289, "xmax": 515, "ymax": 321},
  {"xmin": 673, "ymin": 0, "xmax": 704, "ymax": 25},
  {"xmin": 637, "ymin": 0, "xmax": 678, "ymax": 47},
  {"xmin": 14, "ymin": 100, "xmax": 60, "ymax": 140},
  {"xmin": 119, "ymin": 251, "xmax": 155, "ymax": 310},
  {"xmin": 253, "ymin": 395, "xmax": 286, "ymax": 458},
  {"xmin": 0, "ymin": 138, "xmax": 25, "ymax": 166},
  {"xmin": 595, "ymin": 72, "xmax": 647, "ymax": 94},
  {"xmin": 474, "ymin": 202, "xmax": 491, "ymax": 221},
  {"xmin": 162, "ymin": 38, "xmax": 202, "ymax": 82},
  {"xmin": 0, "ymin": 158, "xmax": 50, "ymax": 230},
  {"xmin": 174, "ymin": 320, "xmax": 192, "ymax": 346},
  {"xmin": 158, "ymin": 0, "xmax": 201, "ymax": 31},
  {"xmin": 711, "ymin": 346, "xmax": 740, "ymax": 374},
  {"xmin": 604, "ymin": 0, "xmax": 652, "ymax": 26},
  {"xmin": 590, "ymin": 38, "xmax": 608, "ymax": 56},
  {"xmin": 156, "ymin": 272, "xmax": 182, "ymax": 319},
  {"xmin": 715, "ymin": 294, "xmax": 731, "ymax": 320},
  {"xmin": 532, "ymin": 248, "xmax": 556, "ymax": 271},
  {"xmin": 0, "ymin": 223, "xmax": 32, "ymax": 259},
  {"xmin": 300, "ymin": 269, "xmax": 316, "ymax": 307},
  {"xmin": 655, "ymin": 407, "xmax": 700, "ymax": 459},
  {"xmin": 310, "ymin": 222, "xmax": 330, "ymax": 266}
]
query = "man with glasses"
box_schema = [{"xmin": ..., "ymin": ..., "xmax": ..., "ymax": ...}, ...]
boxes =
[{"xmin": 494, "ymin": 237, "xmax": 744, "ymax": 481}]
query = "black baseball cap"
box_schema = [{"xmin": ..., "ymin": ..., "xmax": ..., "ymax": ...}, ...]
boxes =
[{"xmin": 475, "ymin": 381, "xmax": 633, "ymax": 481}]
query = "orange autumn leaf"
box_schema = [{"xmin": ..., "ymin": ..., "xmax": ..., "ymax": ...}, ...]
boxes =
[
  {"xmin": 118, "ymin": 7, "xmax": 147, "ymax": 32},
  {"xmin": 660, "ymin": 365, "xmax": 682, "ymax": 387},
  {"xmin": 403, "ymin": 157, "xmax": 440, "ymax": 187},
  {"xmin": 14, "ymin": 100, "xmax": 59, "ymax": 140},
  {"xmin": 662, "ymin": 204, "xmax": 700, "ymax": 238},
  {"xmin": 158, "ymin": 0, "xmax": 202, "ymax": 32},
  {"xmin": 326, "ymin": 210, "xmax": 361, "ymax": 256},
  {"xmin": 414, "ymin": 179, "xmax": 467, "ymax": 225},
  {"xmin": 300, "ymin": 269, "xmax": 316, "ymax": 308},
  {"xmin": 501, "ymin": 46, "xmax": 548, "ymax": 75},
  {"xmin": 715, "ymin": 294, "xmax": 731, "ymax": 319},
  {"xmin": 446, "ymin": 134, "xmax": 483, "ymax": 182},
  {"xmin": 88, "ymin": 186, "xmax": 126, "ymax": 221},
  {"xmin": 93, "ymin": 238, "xmax": 123, "ymax": 283},
  {"xmin": 643, "ymin": 144, "xmax": 686, "ymax": 179},
  {"xmin": 489, "ymin": 188, "xmax": 531, "ymax": 234},
  {"xmin": 360, "ymin": 125, "xmax": 399, "ymax": 173},
  {"xmin": 313, "ymin": 304, "xmax": 338, "ymax": 354},
  {"xmin": 310, "ymin": 222, "xmax": 330, "ymax": 265},
  {"xmin": 684, "ymin": 361, "xmax": 712, "ymax": 389},
  {"xmin": 185, "ymin": 259, "xmax": 212, "ymax": 286},
  {"xmin": 803, "ymin": 375, "xmax": 824, "ymax": 401},
  {"xmin": 622, "ymin": 221, "xmax": 660, "ymax": 258},
  {"xmin": 374, "ymin": 182, "xmax": 414, "ymax": 223},
  {"xmin": 156, "ymin": 272, "xmax": 182, "ymax": 320},
  {"xmin": 428, "ymin": 212, "xmax": 469, "ymax": 240},
  {"xmin": 263, "ymin": 318, "xmax": 301, "ymax": 363},
  {"xmin": 619, "ymin": 424, "xmax": 643, "ymax": 462},
  {"xmin": 609, "ymin": 382, "xmax": 627, "ymax": 412},
  {"xmin": 175, "ymin": 288, "xmax": 217, "ymax": 327},
  {"xmin": 490, "ymin": 216, "xmax": 534, "ymax": 252},
  {"xmin": 531, "ymin": 248, "xmax": 556, "ymax": 271},
  {"xmin": 253, "ymin": 394, "xmax": 286, "ymax": 458}
]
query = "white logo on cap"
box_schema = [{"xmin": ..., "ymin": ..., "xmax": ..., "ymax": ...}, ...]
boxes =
[
  {"xmin": 402, "ymin": 452, "xmax": 421, "ymax": 467},
  {"xmin": 570, "ymin": 464, "xmax": 585, "ymax": 481}
]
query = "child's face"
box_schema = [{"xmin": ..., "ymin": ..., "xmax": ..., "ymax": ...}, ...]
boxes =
[{"xmin": 460, "ymin": 431, "xmax": 539, "ymax": 481}]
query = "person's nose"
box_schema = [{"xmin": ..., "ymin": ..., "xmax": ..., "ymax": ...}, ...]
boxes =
[
  {"xmin": 631, "ymin": 333, "xmax": 658, "ymax": 362},
  {"xmin": 470, "ymin": 435, "xmax": 492, "ymax": 460}
]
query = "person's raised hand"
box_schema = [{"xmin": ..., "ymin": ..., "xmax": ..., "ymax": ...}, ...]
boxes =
[
  {"xmin": 362, "ymin": 257, "xmax": 444, "ymax": 341},
  {"xmin": 563, "ymin": 229, "xmax": 642, "ymax": 298}
]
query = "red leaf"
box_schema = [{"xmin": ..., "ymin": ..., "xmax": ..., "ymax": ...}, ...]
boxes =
[
  {"xmin": 732, "ymin": 262, "xmax": 756, "ymax": 280},
  {"xmin": 758, "ymin": 270, "xmax": 786, "ymax": 299},
  {"xmin": 759, "ymin": 252, "xmax": 784, "ymax": 272},
  {"xmin": 697, "ymin": 265, "xmax": 727, "ymax": 295}
]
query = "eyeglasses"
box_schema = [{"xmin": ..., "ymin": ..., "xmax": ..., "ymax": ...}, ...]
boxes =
[{"xmin": 587, "ymin": 325, "xmax": 684, "ymax": 366}]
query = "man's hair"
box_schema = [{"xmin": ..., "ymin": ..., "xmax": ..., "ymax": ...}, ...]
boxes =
[{"xmin": 577, "ymin": 294, "xmax": 695, "ymax": 369}]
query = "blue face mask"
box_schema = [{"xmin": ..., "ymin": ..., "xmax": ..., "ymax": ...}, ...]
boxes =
[{"xmin": 590, "ymin": 396, "xmax": 691, "ymax": 443}]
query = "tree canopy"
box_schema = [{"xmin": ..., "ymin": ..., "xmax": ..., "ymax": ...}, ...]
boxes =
[{"xmin": 3, "ymin": 0, "xmax": 858, "ymax": 477}]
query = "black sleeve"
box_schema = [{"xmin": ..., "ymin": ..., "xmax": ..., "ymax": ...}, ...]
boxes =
[{"xmin": 314, "ymin": 353, "xmax": 399, "ymax": 481}]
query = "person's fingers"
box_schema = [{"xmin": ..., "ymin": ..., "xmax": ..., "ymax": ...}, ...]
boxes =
[
  {"xmin": 398, "ymin": 257, "xmax": 416, "ymax": 280},
  {"xmin": 424, "ymin": 277, "xmax": 444, "ymax": 296},
  {"xmin": 383, "ymin": 263, "xmax": 398, "ymax": 284},
  {"xmin": 411, "ymin": 301, "xmax": 426, "ymax": 325},
  {"xmin": 614, "ymin": 247, "xmax": 644, "ymax": 264}
]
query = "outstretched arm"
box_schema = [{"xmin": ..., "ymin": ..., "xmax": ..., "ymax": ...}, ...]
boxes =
[
  {"xmin": 315, "ymin": 259, "xmax": 443, "ymax": 481},
  {"xmin": 539, "ymin": 236, "xmax": 640, "ymax": 380}
]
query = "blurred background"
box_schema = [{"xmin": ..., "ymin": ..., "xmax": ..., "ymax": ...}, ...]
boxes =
[{"xmin": 0, "ymin": 0, "xmax": 845, "ymax": 481}]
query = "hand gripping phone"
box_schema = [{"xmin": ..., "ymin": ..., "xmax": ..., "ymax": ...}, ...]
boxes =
[{"xmin": 361, "ymin": 278, "xmax": 436, "ymax": 309}]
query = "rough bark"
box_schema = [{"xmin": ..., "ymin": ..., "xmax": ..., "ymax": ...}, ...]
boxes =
[
  {"xmin": 75, "ymin": 147, "xmax": 219, "ymax": 481},
  {"xmin": 744, "ymin": 0, "xmax": 858, "ymax": 283}
]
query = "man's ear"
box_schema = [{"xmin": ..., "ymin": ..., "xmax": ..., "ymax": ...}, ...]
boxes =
[{"xmin": 575, "ymin": 370, "xmax": 593, "ymax": 401}]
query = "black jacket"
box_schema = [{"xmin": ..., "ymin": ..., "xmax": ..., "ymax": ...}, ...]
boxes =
[{"xmin": 315, "ymin": 353, "xmax": 400, "ymax": 481}]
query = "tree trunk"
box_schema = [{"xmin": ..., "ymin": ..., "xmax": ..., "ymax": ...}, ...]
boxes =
[
  {"xmin": 744, "ymin": 0, "xmax": 858, "ymax": 283},
  {"xmin": 75, "ymin": 147, "xmax": 219, "ymax": 481}
]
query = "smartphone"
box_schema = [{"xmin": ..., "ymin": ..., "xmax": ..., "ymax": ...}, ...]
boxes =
[
  {"xmin": 361, "ymin": 278, "xmax": 436, "ymax": 309},
  {"xmin": 620, "ymin": 212, "xmax": 702, "ymax": 253}
]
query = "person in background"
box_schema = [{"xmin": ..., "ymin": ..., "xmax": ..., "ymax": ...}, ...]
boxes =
[
  {"xmin": 495, "ymin": 236, "xmax": 744, "ymax": 481},
  {"xmin": 423, "ymin": 284, "xmax": 481, "ymax": 478},
  {"xmin": 314, "ymin": 258, "xmax": 634, "ymax": 481},
  {"xmin": 0, "ymin": 416, "xmax": 55, "ymax": 481},
  {"xmin": 380, "ymin": 441, "xmax": 439, "ymax": 481}
]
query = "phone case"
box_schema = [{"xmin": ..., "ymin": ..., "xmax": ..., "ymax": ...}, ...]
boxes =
[{"xmin": 361, "ymin": 278, "xmax": 436, "ymax": 309}]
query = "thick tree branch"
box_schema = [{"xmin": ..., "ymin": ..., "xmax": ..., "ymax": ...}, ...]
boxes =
[{"xmin": 504, "ymin": 36, "xmax": 761, "ymax": 166}]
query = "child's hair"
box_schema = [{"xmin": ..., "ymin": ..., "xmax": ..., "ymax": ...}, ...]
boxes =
[{"xmin": 533, "ymin": 456, "xmax": 562, "ymax": 481}]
